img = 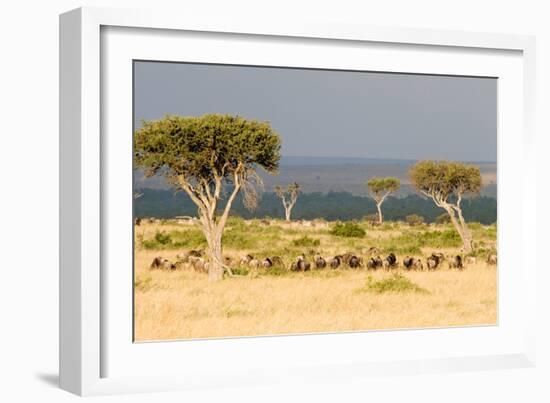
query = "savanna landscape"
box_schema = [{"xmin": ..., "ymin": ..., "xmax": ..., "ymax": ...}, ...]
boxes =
[
  {"xmin": 134, "ymin": 216, "xmax": 497, "ymax": 341},
  {"xmin": 132, "ymin": 62, "xmax": 497, "ymax": 341}
]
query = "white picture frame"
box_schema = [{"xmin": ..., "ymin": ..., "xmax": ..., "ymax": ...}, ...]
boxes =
[{"xmin": 59, "ymin": 6, "xmax": 537, "ymax": 396}]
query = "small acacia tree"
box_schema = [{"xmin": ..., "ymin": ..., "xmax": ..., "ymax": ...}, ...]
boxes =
[
  {"xmin": 134, "ymin": 114, "xmax": 281, "ymax": 281},
  {"xmin": 366, "ymin": 177, "xmax": 400, "ymax": 224},
  {"xmin": 409, "ymin": 160, "xmax": 482, "ymax": 253},
  {"xmin": 274, "ymin": 183, "xmax": 300, "ymax": 221}
]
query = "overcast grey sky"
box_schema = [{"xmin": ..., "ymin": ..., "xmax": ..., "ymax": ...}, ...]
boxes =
[{"xmin": 134, "ymin": 61, "xmax": 497, "ymax": 162}]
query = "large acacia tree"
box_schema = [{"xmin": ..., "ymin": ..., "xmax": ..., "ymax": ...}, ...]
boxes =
[
  {"xmin": 274, "ymin": 182, "xmax": 300, "ymax": 221},
  {"xmin": 134, "ymin": 114, "xmax": 281, "ymax": 281},
  {"xmin": 409, "ymin": 160, "xmax": 482, "ymax": 253},
  {"xmin": 366, "ymin": 177, "xmax": 400, "ymax": 224}
]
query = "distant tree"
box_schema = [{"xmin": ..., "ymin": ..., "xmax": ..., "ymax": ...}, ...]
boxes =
[
  {"xmin": 409, "ymin": 160, "xmax": 482, "ymax": 253},
  {"xmin": 366, "ymin": 177, "xmax": 400, "ymax": 224},
  {"xmin": 274, "ymin": 183, "xmax": 300, "ymax": 221},
  {"xmin": 134, "ymin": 114, "xmax": 281, "ymax": 281}
]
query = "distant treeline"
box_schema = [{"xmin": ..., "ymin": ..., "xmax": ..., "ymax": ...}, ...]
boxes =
[{"xmin": 135, "ymin": 189, "xmax": 497, "ymax": 224}]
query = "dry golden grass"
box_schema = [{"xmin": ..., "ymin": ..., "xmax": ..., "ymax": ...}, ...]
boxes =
[{"xmin": 134, "ymin": 220, "xmax": 497, "ymax": 341}]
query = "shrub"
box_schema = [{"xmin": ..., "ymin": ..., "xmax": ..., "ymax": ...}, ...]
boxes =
[
  {"xmin": 363, "ymin": 214, "xmax": 379, "ymax": 225},
  {"xmin": 292, "ymin": 236, "xmax": 320, "ymax": 247},
  {"xmin": 330, "ymin": 222, "xmax": 366, "ymax": 238},
  {"xmin": 358, "ymin": 274, "xmax": 428, "ymax": 294},
  {"xmin": 143, "ymin": 229, "xmax": 207, "ymax": 249},
  {"xmin": 436, "ymin": 213, "xmax": 451, "ymax": 224},
  {"xmin": 405, "ymin": 214, "xmax": 425, "ymax": 226},
  {"xmin": 142, "ymin": 231, "xmax": 174, "ymax": 249}
]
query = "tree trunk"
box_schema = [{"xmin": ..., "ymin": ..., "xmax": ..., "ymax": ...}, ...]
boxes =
[
  {"xmin": 205, "ymin": 227, "xmax": 224, "ymax": 281},
  {"xmin": 285, "ymin": 206, "xmax": 292, "ymax": 221},
  {"xmin": 376, "ymin": 202, "xmax": 383, "ymax": 224},
  {"xmin": 444, "ymin": 207, "xmax": 473, "ymax": 253}
]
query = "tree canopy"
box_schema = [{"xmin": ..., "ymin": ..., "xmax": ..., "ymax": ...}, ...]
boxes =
[
  {"xmin": 366, "ymin": 177, "xmax": 401, "ymax": 198},
  {"xmin": 135, "ymin": 114, "xmax": 281, "ymax": 185},
  {"xmin": 409, "ymin": 161, "xmax": 482, "ymax": 204}
]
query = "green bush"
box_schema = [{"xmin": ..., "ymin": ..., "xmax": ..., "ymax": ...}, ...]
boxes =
[
  {"xmin": 358, "ymin": 274, "xmax": 428, "ymax": 294},
  {"xmin": 330, "ymin": 222, "xmax": 366, "ymax": 238},
  {"xmin": 436, "ymin": 213, "xmax": 451, "ymax": 224},
  {"xmin": 405, "ymin": 214, "xmax": 425, "ymax": 226},
  {"xmin": 142, "ymin": 229, "xmax": 207, "ymax": 250},
  {"xmin": 292, "ymin": 236, "xmax": 320, "ymax": 247}
]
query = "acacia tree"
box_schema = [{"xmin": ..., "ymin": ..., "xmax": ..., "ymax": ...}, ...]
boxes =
[
  {"xmin": 134, "ymin": 114, "xmax": 281, "ymax": 281},
  {"xmin": 274, "ymin": 183, "xmax": 300, "ymax": 221},
  {"xmin": 409, "ymin": 160, "xmax": 482, "ymax": 253},
  {"xmin": 366, "ymin": 177, "xmax": 400, "ymax": 224}
]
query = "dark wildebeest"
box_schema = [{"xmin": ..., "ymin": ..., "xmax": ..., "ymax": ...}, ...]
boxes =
[
  {"xmin": 291, "ymin": 255, "xmax": 311, "ymax": 271},
  {"xmin": 262, "ymin": 257, "xmax": 273, "ymax": 268},
  {"xmin": 134, "ymin": 217, "xmax": 142, "ymax": 226},
  {"xmin": 341, "ymin": 252, "xmax": 354, "ymax": 266},
  {"xmin": 449, "ymin": 255, "xmax": 463, "ymax": 270},
  {"xmin": 150, "ymin": 256, "xmax": 164, "ymax": 270},
  {"xmin": 427, "ymin": 253, "xmax": 443, "ymax": 270},
  {"xmin": 349, "ymin": 255, "xmax": 361, "ymax": 268},
  {"xmin": 367, "ymin": 256, "xmax": 383, "ymax": 270},
  {"xmin": 403, "ymin": 256, "xmax": 415, "ymax": 270},
  {"xmin": 150, "ymin": 257, "xmax": 176, "ymax": 270},
  {"xmin": 329, "ymin": 255, "xmax": 342, "ymax": 269},
  {"xmin": 383, "ymin": 253, "xmax": 398, "ymax": 270},
  {"xmin": 314, "ymin": 254, "xmax": 327, "ymax": 269}
]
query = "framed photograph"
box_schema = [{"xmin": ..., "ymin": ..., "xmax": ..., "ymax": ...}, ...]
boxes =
[{"xmin": 60, "ymin": 7, "xmax": 537, "ymax": 396}]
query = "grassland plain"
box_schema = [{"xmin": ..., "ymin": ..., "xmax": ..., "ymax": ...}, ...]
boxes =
[{"xmin": 134, "ymin": 218, "xmax": 497, "ymax": 341}]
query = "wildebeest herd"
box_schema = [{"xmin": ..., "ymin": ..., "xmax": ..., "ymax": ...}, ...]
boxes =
[{"xmin": 149, "ymin": 248, "xmax": 497, "ymax": 273}]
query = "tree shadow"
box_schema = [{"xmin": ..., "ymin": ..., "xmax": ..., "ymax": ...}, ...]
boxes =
[{"xmin": 35, "ymin": 372, "xmax": 59, "ymax": 388}]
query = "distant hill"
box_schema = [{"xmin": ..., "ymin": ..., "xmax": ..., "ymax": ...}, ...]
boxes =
[{"xmin": 134, "ymin": 155, "xmax": 497, "ymax": 198}]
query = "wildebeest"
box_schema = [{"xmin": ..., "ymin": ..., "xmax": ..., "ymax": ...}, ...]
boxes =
[
  {"xmin": 248, "ymin": 258, "xmax": 261, "ymax": 269},
  {"xmin": 403, "ymin": 256, "xmax": 424, "ymax": 270},
  {"xmin": 367, "ymin": 256, "xmax": 383, "ymax": 270},
  {"xmin": 403, "ymin": 256, "xmax": 415, "ymax": 270},
  {"xmin": 271, "ymin": 256, "xmax": 284, "ymax": 267},
  {"xmin": 348, "ymin": 255, "xmax": 361, "ymax": 268},
  {"xmin": 329, "ymin": 255, "xmax": 342, "ymax": 269},
  {"xmin": 239, "ymin": 254, "xmax": 254, "ymax": 265},
  {"xmin": 134, "ymin": 217, "xmax": 142, "ymax": 226},
  {"xmin": 413, "ymin": 259, "xmax": 424, "ymax": 270},
  {"xmin": 262, "ymin": 257, "xmax": 273, "ymax": 268},
  {"xmin": 363, "ymin": 246, "xmax": 381, "ymax": 256},
  {"xmin": 427, "ymin": 253, "xmax": 443, "ymax": 270},
  {"xmin": 487, "ymin": 254, "xmax": 497, "ymax": 265},
  {"xmin": 291, "ymin": 255, "xmax": 311, "ymax": 271},
  {"xmin": 341, "ymin": 252, "xmax": 354, "ymax": 266},
  {"xmin": 150, "ymin": 256, "xmax": 164, "ymax": 270},
  {"xmin": 150, "ymin": 257, "xmax": 176, "ymax": 270},
  {"xmin": 177, "ymin": 249, "xmax": 204, "ymax": 263},
  {"xmin": 448, "ymin": 255, "xmax": 463, "ymax": 269},
  {"xmin": 314, "ymin": 254, "xmax": 327, "ymax": 269},
  {"xmin": 383, "ymin": 253, "xmax": 398, "ymax": 270},
  {"xmin": 192, "ymin": 257, "xmax": 207, "ymax": 272}
]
